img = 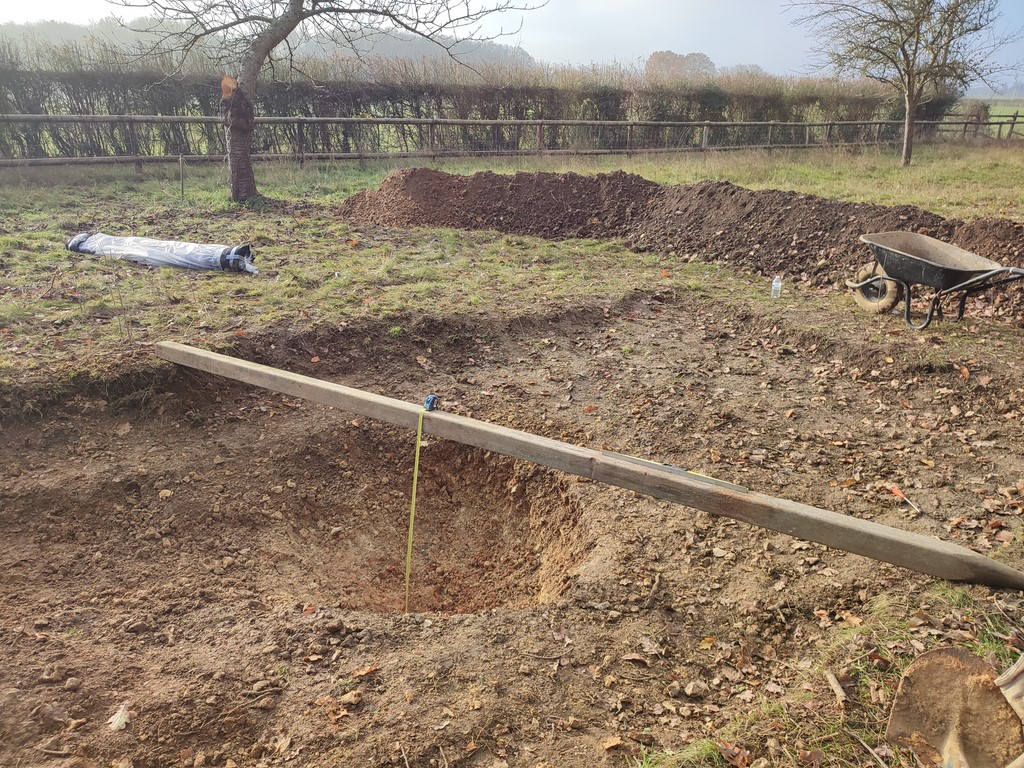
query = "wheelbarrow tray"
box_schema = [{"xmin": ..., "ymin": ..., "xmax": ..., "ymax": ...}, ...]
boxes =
[{"xmin": 860, "ymin": 231, "xmax": 1002, "ymax": 291}]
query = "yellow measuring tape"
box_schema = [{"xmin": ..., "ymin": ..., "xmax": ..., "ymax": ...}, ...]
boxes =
[{"xmin": 404, "ymin": 407, "xmax": 428, "ymax": 614}]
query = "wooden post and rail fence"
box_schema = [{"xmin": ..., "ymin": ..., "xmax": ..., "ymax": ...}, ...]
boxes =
[
  {"xmin": 0, "ymin": 113, "xmax": 1019, "ymax": 168},
  {"xmin": 155, "ymin": 341, "xmax": 1024, "ymax": 591}
]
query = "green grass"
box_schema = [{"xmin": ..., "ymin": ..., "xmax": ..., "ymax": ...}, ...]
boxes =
[
  {"xmin": 3, "ymin": 142, "xmax": 1023, "ymax": 221},
  {"xmin": 0, "ymin": 170, "xmax": 676, "ymax": 406},
  {"xmin": 987, "ymin": 101, "xmax": 1024, "ymax": 114},
  {"xmin": 1, "ymin": 141, "xmax": 1022, "ymax": 407}
]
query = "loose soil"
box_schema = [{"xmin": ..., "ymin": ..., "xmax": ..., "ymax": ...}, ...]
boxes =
[
  {"xmin": 4, "ymin": 170, "xmax": 1024, "ymax": 768},
  {"xmin": 343, "ymin": 168, "xmax": 1024, "ymax": 312}
]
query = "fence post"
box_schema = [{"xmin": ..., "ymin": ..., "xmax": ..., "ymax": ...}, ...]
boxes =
[
  {"xmin": 767, "ymin": 122, "xmax": 774, "ymax": 148},
  {"xmin": 536, "ymin": 123, "xmax": 543, "ymax": 152},
  {"xmin": 826, "ymin": 122, "xmax": 834, "ymax": 143},
  {"xmin": 1008, "ymin": 111, "xmax": 1018, "ymax": 140},
  {"xmin": 626, "ymin": 123, "xmax": 633, "ymax": 153},
  {"xmin": 296, "ymin": 120, "xmax": 305, "ymax": 166},
  {"xmin": 805, "ymin": 125, "xmax": 811, "ymax": 146},
  {"xmin": 973, "ymin": 115, "xmax": 981, "ymax": 138},
  {"xmin": 428, "ymin": 122, "xmax": 436, "ymax": 153},
  {"xmin": 701, "ymin": 123, "xmax": 710, "ymax": 149},
  {"xmin": 127, "ymin": 117, "xmax": 142, "ymax": 173},
  {"xmin": 875, "ymin": 122, "xmax": 882, "ymax": 144}
]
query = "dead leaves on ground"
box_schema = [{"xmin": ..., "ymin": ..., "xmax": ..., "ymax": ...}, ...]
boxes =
[
  {"xmin": 314, "ymin": 691, "xmax": 361, "ymax": 725},
  {"xmin": 717, "ymin": 740, "xmax": 751, "ymax": 767},
  {"xmin": 600, "ymin": 735, "xmax": 624, "ymax": 751}
]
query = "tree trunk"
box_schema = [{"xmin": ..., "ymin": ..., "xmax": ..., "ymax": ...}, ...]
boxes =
[
  {"xmin": 221, "ymin": 86, "xmax": 258, "ymax": 202},
  {"xmin": 901, "ymin": 92, "xmax": 916, "ymax": 168},
  {"xmin": 215, "ymin": 0, "xmax": 305, "ymax": 201}
]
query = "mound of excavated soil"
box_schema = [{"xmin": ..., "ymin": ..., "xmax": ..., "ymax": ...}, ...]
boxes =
[
  {"xmin": 629, "ymin": 182, "xmax": 1024, "ymax": 284},
  {"xmin": 628, "ymin": 182, "xmax": 952, "ymax": 280},
  {"xmin": 340, "ymin": 169, "xmax": 1024, "ymax": 288},
  {"xmin": 340, "ymin": 168, "xmax": 660, "ymax": 240}
]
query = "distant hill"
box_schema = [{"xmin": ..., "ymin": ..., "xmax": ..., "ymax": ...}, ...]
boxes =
[
  {"xmin": 300, "ymin": 31, "xmax": 535, "ymax": 68},
  {"xmin": 0, "ymin": 18, "xmax": 535, "ymax": 72},
  {"xmin": 965, "ymin": 81, "xmax": 1024, "ymax": 99},
  {"xmin": 0, "ymin": 18, "xmax": 143, "ymax": 49}
]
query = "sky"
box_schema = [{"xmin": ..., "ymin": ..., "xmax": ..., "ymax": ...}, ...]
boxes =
[{"xmin": 2, "ymin": 0, "xmax": 1023, "ymax": 78}]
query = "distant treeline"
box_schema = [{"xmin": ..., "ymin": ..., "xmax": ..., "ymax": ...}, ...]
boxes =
[
  {"xmin": 0, "ymin": 67, "xmax": 963, "ymax": 126},
  {"xmin": 0, "ymin": 17, "xmax": 965, "ymax": 126}
]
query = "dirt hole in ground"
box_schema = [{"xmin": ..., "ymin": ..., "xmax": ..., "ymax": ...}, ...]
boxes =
[
  {"xmin": 11, "ymin": 386, "xmax": 592, "ymax": 616},
  {"xmin": 259, "ymin": 433, "xmax": 589, "ymax": 614}
]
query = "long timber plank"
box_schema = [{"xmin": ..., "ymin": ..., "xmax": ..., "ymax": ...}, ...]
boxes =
[{"xmin": 155, "ymin": 341, "xmax": 1024, "ymax": 590}]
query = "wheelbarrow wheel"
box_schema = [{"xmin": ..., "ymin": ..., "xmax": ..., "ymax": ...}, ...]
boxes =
[{"xmin": 850, "ymin": 262, "xmax": 902, "ymax": 314}]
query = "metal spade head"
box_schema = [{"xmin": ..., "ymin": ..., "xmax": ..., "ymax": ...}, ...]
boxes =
[{"xmin": 886, "ymin": 648, "xmax": 1024, "ymax": 768}]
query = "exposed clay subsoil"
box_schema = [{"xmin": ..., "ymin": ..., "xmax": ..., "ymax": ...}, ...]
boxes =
[
  {"xmin": 4, "ymin": 170, "xmax": 1024, "ymax": 768},
  {"xmin": 341, "ymin": 168, "xmax": 1024, "ymax": 301},
  {"xmin": 6, "ymin": 295, "xmax": 1024, "ymax": 767}
]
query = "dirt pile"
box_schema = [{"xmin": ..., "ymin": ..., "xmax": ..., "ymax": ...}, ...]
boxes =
[
  {"xmin": 340, "ymin": 167, "xmax": 661, "ymax": 240},
  {"xmin": 630, "ymin": 182, "xmax": 1024, "ymax": 283},
  {"xmin": 341, "ymin": 169, "xmax": 1024, "ymax": 285},
  {"xmin": 628, "ymin": 182, "xmax": 952, "ymax": 280}
]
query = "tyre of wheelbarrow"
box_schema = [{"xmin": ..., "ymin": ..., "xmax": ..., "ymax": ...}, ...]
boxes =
[{"xmin": 851, "ymin": 262, "xmax": 902, "ymax": 313}]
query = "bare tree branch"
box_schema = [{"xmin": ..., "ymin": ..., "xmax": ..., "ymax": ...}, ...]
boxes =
[
  {"xmin": 786, "ymin": 0, "xmax": 1021, "ymax": 165},
  {"xmin": 107, "ymin": 0, "xmax": 542, "ymax": 199},
  {"xmin": 111, "ymin": 0, "xmax": 539, "ymax": 91}
]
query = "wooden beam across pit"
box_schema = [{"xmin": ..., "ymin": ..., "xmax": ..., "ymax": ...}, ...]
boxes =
[{"xmin": 155, "ymin": 341, "xmax": 1024, "ymax": 590}]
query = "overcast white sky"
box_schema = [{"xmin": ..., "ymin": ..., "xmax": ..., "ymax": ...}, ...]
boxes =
[{"xmin": 2, "ymin": 0, "xmax": 1023, "ymax": 77}]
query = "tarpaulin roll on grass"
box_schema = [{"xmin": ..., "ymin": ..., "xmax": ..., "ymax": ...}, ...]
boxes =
[{"xmin": 67, "ymin": 232, "xmax": 258, "ymax": 274}]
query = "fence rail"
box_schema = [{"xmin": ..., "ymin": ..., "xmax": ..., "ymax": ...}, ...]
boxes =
[{"xmin": 0, "ymin": 113, "xmax": 1017, "ymax": 167}]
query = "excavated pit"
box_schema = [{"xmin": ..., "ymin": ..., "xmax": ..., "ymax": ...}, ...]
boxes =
[
  {"xmin": 250, "ymin": 434, "xmax": 590, "ymax": 614},
  {"xmin": 4, "ymin": 384, "xmax": 592, "ymax": 616}
]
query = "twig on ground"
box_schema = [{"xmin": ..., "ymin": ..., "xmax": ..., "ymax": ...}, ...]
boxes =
[
  {"xmin": 642, "ymin": 572, "xmax": 662, "ymax": 608},
  {"xmin": 825, "ymin": 670, "xmax": 848, "ymax": 708},
  {"xmin": 519, "ymin": 651, "xmax": 567, "ymax": 661},
  {"xmin": 35, "ymin": 747, "xmax": 72, "ymax": 757},
  {"xmin": 847, "ymin": 729, "xmax": 890, "ymax": 768},
  {"xmin": 40, "ymin": 269, "xmax": 61, "ymax": 298}
]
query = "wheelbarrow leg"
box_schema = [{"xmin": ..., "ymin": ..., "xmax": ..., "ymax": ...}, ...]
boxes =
[
  {"xmin": 954, "ymin": 292, "xmax": 970, "ymax": 322},
  {"xmin": 901, "ymin": 283, "xmax": 943, "ymax": 331}
]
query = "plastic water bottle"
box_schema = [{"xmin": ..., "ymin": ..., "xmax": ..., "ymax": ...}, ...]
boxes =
[{"xmin": 771, "ymin": 275, "xmax": 782, "ymax": 299}]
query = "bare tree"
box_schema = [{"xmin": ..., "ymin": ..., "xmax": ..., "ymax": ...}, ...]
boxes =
[
  {"xmin": 116, "ymin": 0, "xmax": 537, "ymax": 200},
  {"xmin": 787, "ymin": 0, "xmax": 1019, "ymax": 166}
]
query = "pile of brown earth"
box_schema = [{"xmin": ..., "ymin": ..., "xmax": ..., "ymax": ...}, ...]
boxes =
[
  {"xmin": 340, "ymin": 168, "xmax": 661, "ymax": 241},
  {"xmin": 340, "ymin": 168, "xmax": 1024, "ymax": 289}
]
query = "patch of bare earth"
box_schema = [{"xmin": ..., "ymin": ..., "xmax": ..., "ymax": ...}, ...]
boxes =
[{"xmin": 3, "ymin": 170, "xmax": 1024, "ymax": 767}]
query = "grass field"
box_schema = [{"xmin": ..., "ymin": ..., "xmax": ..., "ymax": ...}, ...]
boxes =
[
  {"xmin": 2, "ymin": 141, "xmax": 1023, "ymax": 405},
  {"xmin": 2, "ymin": 141, "xmax": 1023, "ymax": 220}
]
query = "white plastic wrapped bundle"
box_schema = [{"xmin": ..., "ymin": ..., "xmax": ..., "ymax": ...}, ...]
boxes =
[{"xmin": 67, "ymin": 232, "xmax": 258, "ymax": 274}]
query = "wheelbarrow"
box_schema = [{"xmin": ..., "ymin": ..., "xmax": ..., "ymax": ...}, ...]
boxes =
[{"xmin": 847, "ymin": 231, "xmax": 1024, "ymax": 330}]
